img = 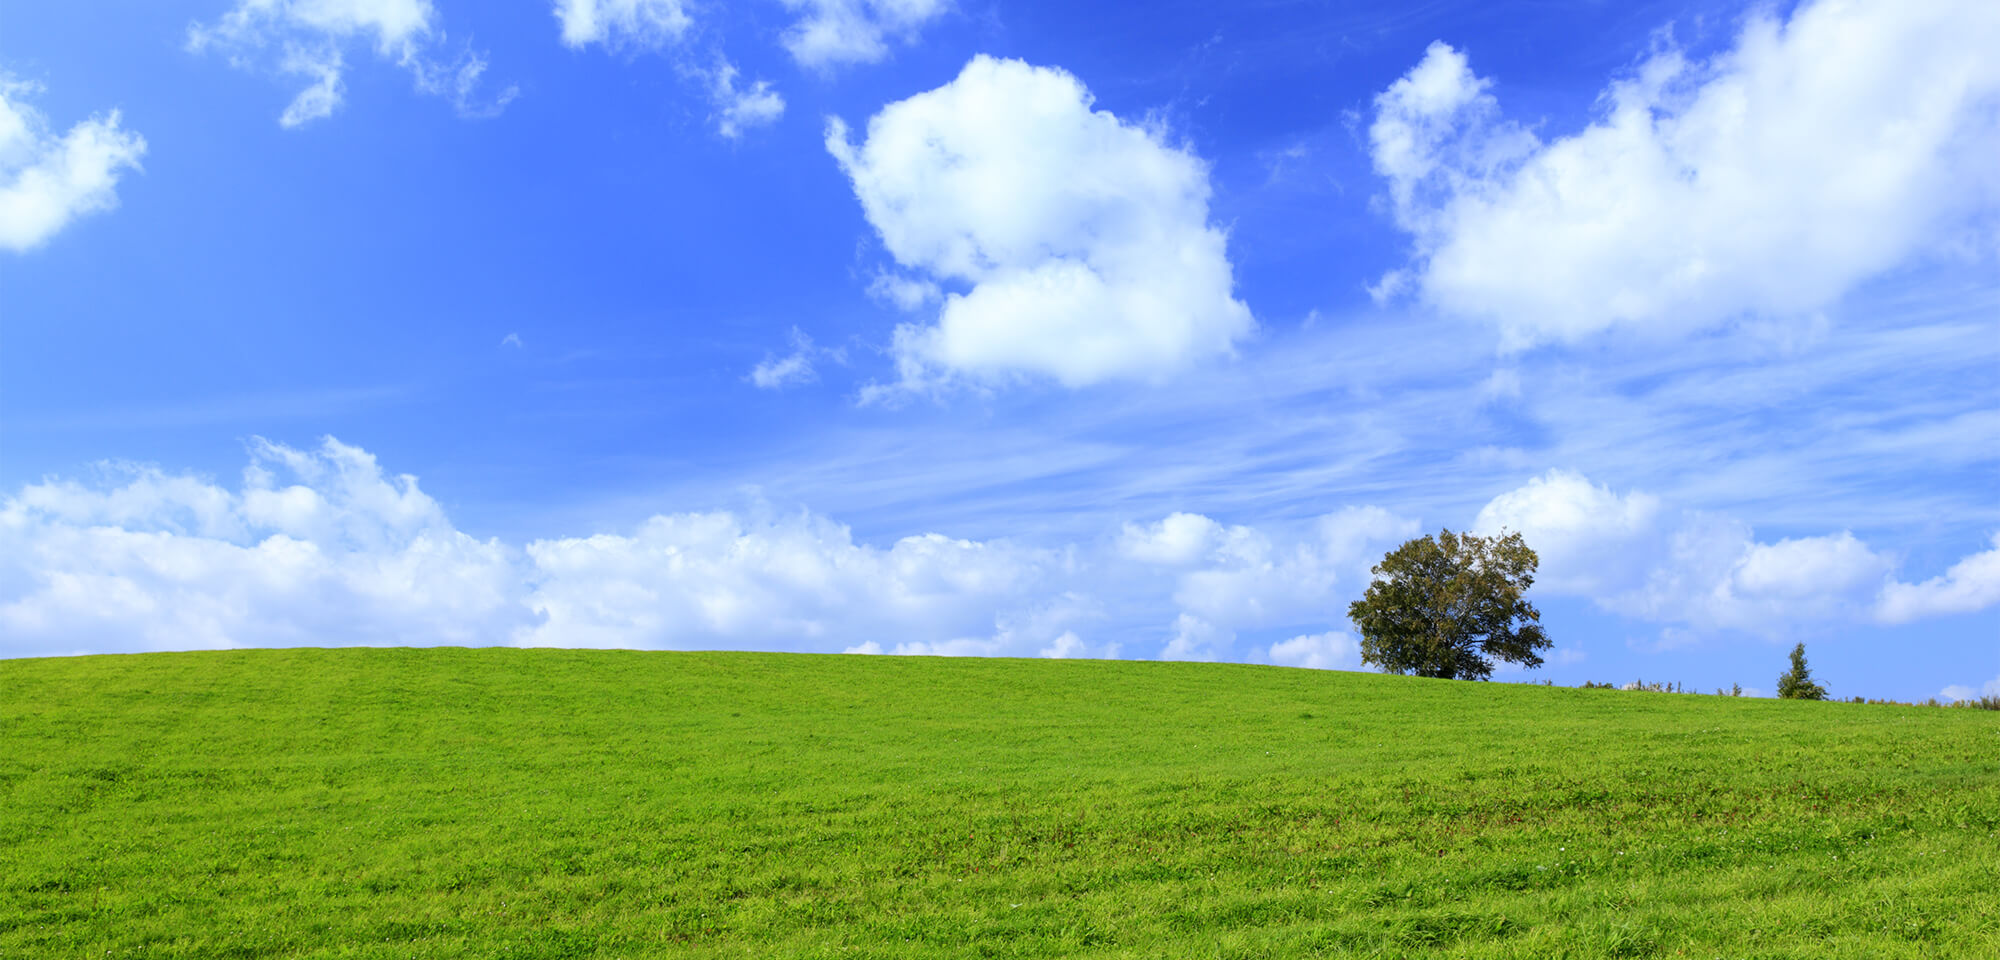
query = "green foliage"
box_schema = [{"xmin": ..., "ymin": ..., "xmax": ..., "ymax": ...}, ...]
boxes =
[
  {"xmin": 1778, "ymin": 642, "xmax": 1831, "ymax": 700},
  {"xmin": 1349, "ymin": 528, "xmax": 1550, "ymax": 680},
  {"xmin": 4, "ymin": 648, "xmax": 1999, "ymax": 959}
]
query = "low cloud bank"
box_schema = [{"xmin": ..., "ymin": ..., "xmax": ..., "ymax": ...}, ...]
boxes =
[
  {"xmin": 0, "ymin": 439, "xmax": 1405, "ymax": 662},
  {"xmin": 1474, "ymin": 469, "xmax": 2000, "ymax": 637},
  {"xmin": 6, "ymin": 443, "xmax": 1991, "ymax": 662}
]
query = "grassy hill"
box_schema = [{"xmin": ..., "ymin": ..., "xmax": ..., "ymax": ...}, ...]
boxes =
[{"xmin": 3, "ymin": 648, "xmax": 1996, "ymax": 958}]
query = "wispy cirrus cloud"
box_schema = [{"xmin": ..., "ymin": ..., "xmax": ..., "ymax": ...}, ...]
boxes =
[
  {"xmin": 547, "ymin": 0, "xmax": 783, "ymax": 139},
  {"xmin": 189, "ymin": 0, "xmax": 516, "ymax": 127},
  {"xmin": 781, "ymin": 0, "xmax": 949, "ymax": 71}
]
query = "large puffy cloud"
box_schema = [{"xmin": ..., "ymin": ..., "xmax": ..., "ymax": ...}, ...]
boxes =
[
  {"xmin": 828, "ymin": 56, "xmax": 1254, "ymax": 390},
  {"xmin": 189, "ymin": 0, "xmax": 514, "ymax": 127},
  {"xmin": 782, "ymin": 0, "xmax": 948, "ymax": 70},
  {"xmin": 1369, "ymin": 0, "xmax": 2000, "ymax": 345},
  {"xmin": 1474, "ymin": 469, "xmax": 1999, "ymax": 636},
  {"xmin": 0, "ymin": 80, "xmax": 146, "ymax": 252}
]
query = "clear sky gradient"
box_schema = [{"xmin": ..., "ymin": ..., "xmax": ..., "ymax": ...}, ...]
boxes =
[{"xmin": 3, "ymin": 0, "xmax": 1996, "ymax": 700}]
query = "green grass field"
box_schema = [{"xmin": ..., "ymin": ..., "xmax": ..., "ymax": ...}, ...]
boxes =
[{"xmin": 4, "ymin": 648, "xmax": 1997, "ymax": 958}]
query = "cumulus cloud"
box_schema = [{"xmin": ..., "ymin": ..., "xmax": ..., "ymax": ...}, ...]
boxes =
[
  {"xmin": 748, "ymin": 328, "xmax": 840, "ymax": 390},
  {"xmin": 521, "ymin": 513, "xmax": 1069, "ymax": 650},
  {"xmin": 1879, "ymin": 533, "xmax": 2000, "ymax": 623},
  {"xmin": 708, "ymin": 59, "xmax": 784, "ymax": 138},
  {"xmin": 749, "ymin": 353, "xmax": 814, "ymax": 390},
  {"xmin": 553, "ymin": 0, "xmax": 691, "ymax": 50},
  {"xmin": 1474, "ymin": 469, "xmax": 2000, "ymax": 636},
  {"xmin": 0, "ymin": 80, "xmax": 147, "ymax": 252},
  {"xmin": 867, "ymin": 271, "xmax": 940, "ymax": 312},
  {"xmin": 1474, "ymin": 469, "xmax": 1666, "ymax": 596},
  {"xmin": 1132, "ymin": 506, "xmax": 1415, "ymax": 660},
  {"xmin": 2, "ymin": 441, "xmax": 1431, "ymax": 665},
  {"xmin": 1169, "ymin": 507, "xmax": 1415, "ymax": 631},
  {"xmin": 782, "ymin": 0, "xmax": 948, "ymax": 70},
  {"xmin": 0, "ymin": 438, "xmax": 531, "ymax": 657},
  {"xmin": 1369, "ymin": 0, "xmax": 2000, "ymax": 345},
  {"xmin": 1118, "ymin": 512, "xmax": 1224, "ymax": 566},
  {"xmin": 189, "ymin": 0, "xmax": 514, "ymax": 126},
  {"xmin": 1267, "ymin": 630, "xmax": 1361, "ymax": 671},
  {"xmin": 1039, "ymin": 631, "xmax": 1087, "ymax": 659},
  {"xmin": 1940, "ymin": 675, "xmax": 2000, "ymax": 703},
  {"xmin": 828, "ymin": 55, "xmax": 1254, "ymax": 390},
  {"xmin": 0, "ymin": 439, "xmax": 1089, "ymax": 659},
  {"xmin": 548, "ymin": 1, "xmax": 781, "ymax": 141}
]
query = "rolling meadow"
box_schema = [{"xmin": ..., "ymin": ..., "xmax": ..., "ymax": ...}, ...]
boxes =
[{"xmin": 4, "ymin": 648, "xmax": 1997, "ymax": 958}]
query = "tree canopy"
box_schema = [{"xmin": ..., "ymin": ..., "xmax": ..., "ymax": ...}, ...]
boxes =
[
  {"xmin": 1776, "ymin": 643, "xmax": 1829, "ymax": 700},
  {"xmin": 1348, "ymin": 529, "xmax": 1549, "ymax": 681}
]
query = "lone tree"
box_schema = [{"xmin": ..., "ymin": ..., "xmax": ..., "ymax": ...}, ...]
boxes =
[
  {"xmin": 1349, "ymin": 529, "xmax": 1549, "ymax": 680},
  {"xmin": 1775, "ymin": 643, "xmax": 1829, "ymax": 700}
]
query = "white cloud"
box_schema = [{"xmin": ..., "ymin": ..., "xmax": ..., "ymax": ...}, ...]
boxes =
[
  {"xmin": 708, "ymin": 59, "xmax": 784, "ymax": 139},
  {"xmin": 867, "ymin": 271, "xmax": 940, "ymax": 312},
  {"xmin": 1474, "ymin": 469, "xmax": 1885, "ymax": 633},
  {"xmin": 554, "ymin": 0, "xmax": 691, "ymax": 50},
  {"xmin": 277, "ymin": 45, "xmax": 344, "ymax": 127},
  {"xmin": 1168, "ymin": 507, "xmax": 1416, "ymax": 626},
  {"xmin": 1159, "ymin": 612, "xmax": 1223, "ymax": 662},
  {"xmin": 2, "ymin": 441, "xmax": 1442, "ymax": 665},
  {"xmin": 1039, "ymin": 630, "xmax": 1087, "ymax": 659},
  {"xmin": 1475, "ymin": 469, "xmax": 2000, "ymax": 636},
  {"xmin": 749, "ymin": 328, "xmax": 839, "ymax": 390},
  {"xmin": 1474, "ymin": 469, "xmax": 1665, "ymax": 596},
  {"xmin": 0, "ymin": 80, "xmax": 147, "ymax": 252},
  {"xmin": 189, "ymin": 0, "xmax": 512, "ymax": 126},
  {"xmin": 548, "ymin": 2, "xmax": 781, "ymax": 143},
  {"xmin": 782, "ymin": 0, "xmax": 948, "ymax": 70},
  {"xmin": 1138, "ymin": 506, "xmax": 1415, "ymax": 660},
  {"xmin": 0, "ymin": 439, "xmax": 531, "ymax": 657},
  {"xmin": 520, "ymin": 513, "xmax": 1067, "ymax": 651},
  {"xmin": 749, "ymin": 352, "xmax": 815, "ymax": 390},
  {"xmin": 1267, "ymin": 630, "xmax": 1360, "ymax": 671},
  {"xmin": 1118, "ymin": 512, "xmax": 1224, "ymax": 566},
  {"xmin": 1940, "ymin": 675, "xmax": 2000, "ymax": 702},
  {"xmin": 1369, "ymin": 0, "xmax": 2000, "ymax": 345},
  {"xmin": 828, "ymin": 55, "xmax": 1254, "ymax": 389},
  {"xmin": 1879, "ymin": 533, "xmax": 2000, "ymax": 623}
]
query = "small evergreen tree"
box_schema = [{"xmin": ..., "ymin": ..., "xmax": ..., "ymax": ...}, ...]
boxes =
[{"xmin": 1776, "ymin": 643, "xmax": 1828, "ymax": 700}]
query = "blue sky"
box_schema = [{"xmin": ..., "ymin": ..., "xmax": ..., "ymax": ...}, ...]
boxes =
[{"xmin": 3, "ymin": 0, "xmax": 1996, "ymax": 700}]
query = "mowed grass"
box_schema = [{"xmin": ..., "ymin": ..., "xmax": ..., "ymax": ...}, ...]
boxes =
[{"xmin": 3, "ymin": 649, "xmax": 1997, "ymax": 959}]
